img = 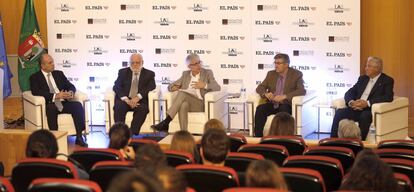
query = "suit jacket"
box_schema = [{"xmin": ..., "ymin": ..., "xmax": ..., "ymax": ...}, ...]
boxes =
[
  {"xmin": 113, "ymin": 67, "xmax": 156, "ymax": 104},
  {"xmin": 30, "ymin": 70, "xmax": 76, "ymax": 104},
  {"xmin": 168, "ymin": 68, "xmax": 220, "ymax": 99},
  {"xmin": 345, "ymin": 73, "xmax": 394, "ymax": 108},
  {"xmin": 256, "ymin": 67, "xmax": 306, "ymax": 104}
]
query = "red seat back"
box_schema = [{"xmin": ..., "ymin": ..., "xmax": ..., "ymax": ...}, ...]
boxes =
[
  {"xmin": 69, "ymin": 148, "xmax": 123, "ymax": 172},
  {"xmin": 280, "ymin": 167, "xmax": 326, "ymax": 192},
  {"xmin": 0, "ymin": 177, "xmax": 14, "ymax": 192},
  {"xmin": 260, "ymin": 136, "xmax": 307, "ymax": 155},
  {"xmin": 304, "ymin": 146, "xmax": 354, "ymax": 172},
  {"xmin": 90, "ymin": 161, "xmax": 134, "ymax": 192},
  {"xmin": 238, "ymin": 144, "xmax": 289, "ymax": 166},
  {"xmin": 319, "ymin": 138, "xmax": 363, "ymax": 155},
  {"xmin": 164, "ymin": 150, "xmax": 195, "ymax": 167}
]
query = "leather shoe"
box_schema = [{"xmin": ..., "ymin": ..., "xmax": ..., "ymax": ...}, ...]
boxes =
[
  {"xmin": 75, "ymin": 137, "xmax": 88, "ymax": 147},
  {"xmin": 151, "ymin": 121, "xmax": 169, "ymax": 132}
]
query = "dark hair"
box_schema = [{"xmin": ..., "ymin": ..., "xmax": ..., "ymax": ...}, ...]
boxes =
[
  {"xmin": 246, "ymin": 160, "xmax": 288, "ymax": 189},
  {"xmin": 108, "ymin": 122, "xmax": 131, "ymax": 150},
  {"xmin": 340, "ymin": 149, "xmax": 399, "ymax": 191},
  {"xmin": 157, "ymin": 166, "xmax": 187, "ymax": 192},
  {"xmin": 274, "ymin": 53, "xmax": 290, "ymax": 65},
  {"xmin": 201, "ymin": 128, "xmax": 229, "ymax": 164},
  {"xmin": 26, "ymin": 130, "xmax": 58, "ymax": 158},
  {"xmin": 268, "ymin": 112, "xmax": 295, "ymax": 136},
  {"xmin": 135, "ymin": 143, "xmax": 167, "ymax": 173},
  {"xmin": 108, "ymin": 170, "xmax": 164, "ymax": 192}
]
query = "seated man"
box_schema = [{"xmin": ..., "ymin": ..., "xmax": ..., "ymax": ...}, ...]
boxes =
[
  {"xmin": 30, "ymin": 53, "xmax": 87, "ymax": 147},
  {"xmin": 113, "ymin": 53, "xmax": 156, "ymax": 135},
  {"xmin": 151, "ymin": 53, "xmax": 220, "ymax": 132},
  {"xmin": 331, "ymin": 56, "xmax": 394, "ymax": 140},
  {"xmin": 200, "ymin": 128, "xmax": 230, "ymax": 166},
  {"xmin": 254, "ymin": 53, "xmax": 306, "ymax": 137}
]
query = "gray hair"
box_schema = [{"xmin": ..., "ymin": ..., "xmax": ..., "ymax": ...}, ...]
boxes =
[
  {"xmin": 338, "ymin": 119, "xmax": 361, "ymax": 140},
  {"xmin": 185, "ymin": 53, "xmax": 201, "ymax": 64},
  {"xmin": 367, "ymin": 56, "xmax": 383, "ymax": 72}
]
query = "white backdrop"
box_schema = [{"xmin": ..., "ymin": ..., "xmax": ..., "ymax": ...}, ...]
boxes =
[{"xmin": 47, "ymin": 0, "xmax": 360, "ymax": 131}]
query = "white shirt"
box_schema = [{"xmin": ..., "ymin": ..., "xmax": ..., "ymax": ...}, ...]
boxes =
[
  {"xmin": 41, "ymin": 70, "xmax": 60, "ymax": 102},
  {"xmin": 360, "ymin": 73, "xmax": 381, "ymax": 106},
  {"xmin": 185, "ymin": 72, "xmax": 203, "ymax": 100}
]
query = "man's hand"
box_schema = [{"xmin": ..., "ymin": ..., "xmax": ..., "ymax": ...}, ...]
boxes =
[
  {"xmin": 273, "ymin": 95, "xmax": 287, "ymax": 103},
  {"xmin": 350, "ymin": 100, "xmax": 368, "ymax": 110},
  {"xmin": 264, "ymin": 92, "xmax": 274, "ymax": 101},
  {"xmin": 128, "ymin": 97, "xmax": 140, "ymax": 108},
  {"xmin": 56, "ymin": 90, "xmax": 73, "ymax": 100},
  {"xmin": 191, "ymin": 80, "xmax": 206, "ymax": 89},
  {"xmin": 171, "ymin": 84, "xmax": 181, "ymax": 92}
]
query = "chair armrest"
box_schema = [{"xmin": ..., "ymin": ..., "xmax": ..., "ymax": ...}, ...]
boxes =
[
  {"xmin": 372, "ymin": 97, "xmax": 409, "ymax": 114},
  {"xmin": 163, "ymin": 91, "xmax": 178, "ymax": 101},
  {"xmin": 73, "ymin": 91, "xmax": 88, "ymax": 103},
  {"xmin": 104, "ymin": 88, "xmax": 115, "ymax": 101},
  {"xmin": 292, "ymin": 90, "xmax": 317, "ymax": 105},
  {"xmin": 23, "ymin": 91, "xmax": 45, "ymax": 105},
  {"xmin": 332, "ymin": 98, "xmax": 346, "ymax": 109},
  {"xmin": 204, "ymin": 91, "xmax": 227, "ymax": 102}
]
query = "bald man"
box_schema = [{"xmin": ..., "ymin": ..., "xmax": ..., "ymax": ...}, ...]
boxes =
[{"xmin": 113, "ymin": 53, "xmax": 156, "ymax": 135}]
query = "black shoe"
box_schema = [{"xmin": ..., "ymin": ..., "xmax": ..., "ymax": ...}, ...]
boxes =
[
  {"xmin": 75, "ymin": 137, "xmax": 88, "ymax": 147},
  {"xmin": 151, "ymin": 121, "xmax": 169, "ymax": 132}
]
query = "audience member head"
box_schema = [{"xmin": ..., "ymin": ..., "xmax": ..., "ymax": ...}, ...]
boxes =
[
  {"xmin": 268, "ymin": 112, "xmax": 295, "ymax": 136},
  {"xmin": 203, "ymin": 118, "xmax": 225, "ymax": 133},
  {"xmin": 26, "ymin": 129, "xmax": 58, "ymax": 158},
  {"xmin": 157, "ymin": 166, "xmax": 187, "ymax": 192},
  {"xmin": 365, "ymin": 56, "xmax": 383, "ymax": 78},
  {"xmin": 108, "ymin": 122, "xmax": 132, "ymax": 150},
  {"xmin": 246, "ymin": 160, "xmax": 288, "ymax": 189},
  {"xmin": 185, "ymin": 53, "xmax": 202, "ymax": 73},
  {"xmin": 340, "ymin": 149, "xmax": 399, "ymax": 191},
  {"xmin": 108, "ymin": 171, "xmax": 164, "ymax": 192},
  {"xmin": 338, "ymin": 119, "xmax": 361, "ymax": 139},
  {"xmin": 200, "ymin": 128, "xmax": 229, "ymax": 166},
  {"xmin": 170, "ymin": 130, "xmax": 196, "ymax": 157},
  {"xmin": 135, "ymin": 143, "xmax": 167, "ymax": 173},
  {"xmin": 130, "ymin": 53, "xmax": 144, "ymax": 73}
]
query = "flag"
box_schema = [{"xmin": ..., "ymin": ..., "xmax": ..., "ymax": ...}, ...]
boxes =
[
  {"xmin": 0, "ymin": 13, "xmax": 13, "ymax": 99},
  {"xmin": 18, "ymin": 0, "xmax": 45, "ymax": 91}
]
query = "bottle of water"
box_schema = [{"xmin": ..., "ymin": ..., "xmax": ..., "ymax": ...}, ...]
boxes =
[{"xmin": 240, "ymin": 88, "xmax": 246, "ymax": 99}]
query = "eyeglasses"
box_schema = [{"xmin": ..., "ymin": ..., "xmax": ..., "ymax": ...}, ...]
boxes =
[
  {"xmin": 188, "ymin": 61, "xmax": 200, "ymax": 66},
  {"xmin": 130, "ymin": 61, "xmax": 142, "ymax": 64},
  {"xmin": 274, "ymin": 62, "xmax": 286, "ymax": 65}
]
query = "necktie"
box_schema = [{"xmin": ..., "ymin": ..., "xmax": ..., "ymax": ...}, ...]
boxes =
[
  {"xmin": 47, "ymin": 73, "xmax": 63, "ymax": 112},
  {"xmin": 273, "ymin": 75, "xmax": 284, "ymax": 108},
  {"xmin": 129, "ymin": 73, "xmax": 139, "ymax": 98}
]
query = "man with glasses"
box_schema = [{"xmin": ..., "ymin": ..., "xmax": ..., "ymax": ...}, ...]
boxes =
[
  {"xmin": 254, "ymin": 53, "xmax": 306, "ymax": 137},
  {"xmin": 151, "ymin": 53, "xmax": 220, "ymax": 132},
  {"xmin": 113, "ymin": 53, "xmax": 156, "ymax": 135},
  {"xmin": 330, "ymin": 56, "xmax": 394, "ymax": 140}
]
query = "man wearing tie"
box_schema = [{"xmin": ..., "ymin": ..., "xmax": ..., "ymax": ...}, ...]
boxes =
[
  {"xmin": 113, "ymin": 53, "xmax": 156, "ymax": 135},
  {"xmin": 254, "ymin": 53, "xmax": 306, "ymax": 137},
  {"xmin": 30, "ymin": 53, "xmax": 87, "ymax": 147},
  {"xmin": 330, "ymin": 56, "xmax": 394, "ymax": 140}
]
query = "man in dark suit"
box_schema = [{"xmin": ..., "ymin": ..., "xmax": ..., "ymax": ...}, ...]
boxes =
[
  {"xmin": 331, "ymin": 56, "xmax": 394, "ymax": 140},
  {"xmin": 254, "ymin": 53, "xmax": 306, "ymax": 137},
  {"xmin": 30, "ymin": 53, "xmax": 87, "ymax": 147},
  {"xmin": 151, "ymin": 53, "xmax": 221, "ymax": 132},
  {"xmin": 113, "ymin": 53, "xmax": 156, "ymax": 135}
]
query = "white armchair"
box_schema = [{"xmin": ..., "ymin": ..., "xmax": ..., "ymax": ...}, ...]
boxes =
[
  {"xmin": 104, "ymin": 85, "xmax": 161, "ymax": 133},
  {"xmin": 23, "ymin": 91, "xmax": 89, "ymax": 135},
  {"xmin": 247, "ymin": 90, "xmax": 318, "ymax": 137},
  {"xmin": 332, "ymin": 96, "xmax": 409, "ymax": 142},
  {"xmin": 163, "ymin": 90, "xmax": 228, "ymax": 134}
]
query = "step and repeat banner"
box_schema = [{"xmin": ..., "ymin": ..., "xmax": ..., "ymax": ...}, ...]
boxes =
[{"xmin": 47, "ymin": 0, "xmax": 360, "ymax": 129}]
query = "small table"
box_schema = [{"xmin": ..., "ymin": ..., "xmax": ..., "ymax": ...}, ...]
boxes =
[
  {"xmin": 312, "ymin": 102, "xmax": 335, "ymax": 139},
  {"xmin": 224, "ymin": 98, "xmax": 254, "ymax": 135}
]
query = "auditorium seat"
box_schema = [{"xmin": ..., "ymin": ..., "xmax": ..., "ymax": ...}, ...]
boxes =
[
  {"xmin": 303, "ymin": 146, "xmax": 355, "ymax": 172},
  {"xmin": 260, "ymin": 135, "xmax": 307, "ymax": 155},
  {"xmin": 238, "ymin": 144, "xmax": 289, "ymax": 166},
  {"xmin": 224, "ymin": 187, "xmax": 288, "ymax": 192},
  {"xmin": 104, "ymin": 85, "xmax": 161, "ymax": 133},
  {"xmin": 163, "ymin": 90, "xmax": 228, "ymax": 134},
  {"xmin": 11, "ymin": 158, "xmax": 79, "ymax": 192},
  {"xmin": 0, "ymin": 177, "xmax": 14, "ymax": 192},
  {"xmin": 68, "ymin": 148, "xmax": 123, "ymax": 172},
  {"xmin": 248, "ymin": 90, "xmax": 317, "ymax": 137},
  {"xmin": 23, "ymin": 91, "xmax": 89, "ymax": 136},
  {"xmin": 28, "ymin": 178, "xmax": 101, "ymax": 192},
  {"xmin": 280, "ymin": 167, "xmax": 326, "ymax": 192},
  {"xmin": 176, "ymin": 164, "xmax": 239, "ymax": 192},
  {"xmin": 394, "ymin": 172, "xmax": 413, "ymax": 192},
  {"xmin": 228, "ymin": 134, "xmax": 247, "ymax": 152},
  {"xmin": 89, "ymin": 161, "xmax": 134, "ymax": 192},
  {"xmin": 375, "ymin": 148, "xmax": 414, "ymax": 161},
  {"xmin": 318, "ymin": 137, "xmax": 363, "ymax": 155},
  {"xmin": 382, "ymin": 158, "xmax": 414, "ymax": 186},
  {"xmin": 129, "ymin": 138, "xmax": 158, "ymax": 152},
  {"xmin": 283, "ymin": 155, "xmax": 343, "ymax": 192},
  {"xmin": 378, "ymin": 139, "xmax": 414, "ymax": 150},
  {"xmin": 164, "ymin": 150, "xmax": 194, "ymax": 167},
  {"xmin": 332, "ymin": 96, "xmax": 409, "ymax": 142},
  {"xmin": 224, "ymin": 152, "xmax": 264, "ymax": 186}
]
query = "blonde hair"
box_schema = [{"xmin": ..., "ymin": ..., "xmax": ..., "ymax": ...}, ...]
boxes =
[
  {"xmin": 246, "ymin": 160, "xmax": 288, "ymax": 190},
  {"xmin": 268, "ymin": 112, "xmax": 295, "ymax": 136},
  {"xmin": 170, "ymin": 130, "xmax": 196, "ymax": 157},
  {"xmin": 203, "ymin": 119, "xmax": 225, "ymax": 133},
  {"xmin": 338, "ymin": 119, "xmax": 361, "ymax": 139}
]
